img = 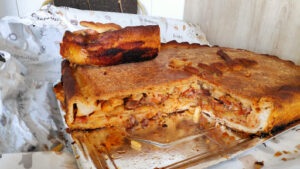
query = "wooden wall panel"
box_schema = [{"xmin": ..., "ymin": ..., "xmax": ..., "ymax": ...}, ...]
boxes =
[{"xmin": 184, "ymin": 0, "xmax": 300, "ymax": 65}]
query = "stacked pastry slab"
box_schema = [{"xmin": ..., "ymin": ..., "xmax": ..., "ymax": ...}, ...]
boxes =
[{"xmin": 54, "ymin": 22, "xmax": 300, "ymax": 135}]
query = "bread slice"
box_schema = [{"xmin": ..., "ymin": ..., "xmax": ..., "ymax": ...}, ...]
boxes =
[
  {"xmin": 163, "ymin": 42, "xmax": 300, "ymax": 134},
  {"xmin": 55, "ymin": 58, "xmax": 200, "ymax": 130},
  {"xmin": 60, "ymin": 25, "xmax": 160, "ymax": 66},
  {"xmin": 54, "ymin": 41, "xmax": 300, "ymax": 134}
]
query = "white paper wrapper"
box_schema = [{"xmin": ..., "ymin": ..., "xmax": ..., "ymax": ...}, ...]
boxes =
[
  {"xmin": 0, "ymin": 5, "xmax": 299, "ymax": 169},
  {"xmin": 0, "ymin": 5, "xmax": 209, "ymax": 154}
]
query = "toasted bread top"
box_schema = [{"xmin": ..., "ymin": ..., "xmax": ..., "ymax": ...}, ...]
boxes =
[
  {"xmin": 62, "ymin": 57, "xmax": 197, "ymax": 101},
  {"xmin": 62, "ymin": 42, "xmax": 300, "ymax": 108},
  {"xmin": 163, "ymin": 42, "xmax": 300, "ymax": 108}
]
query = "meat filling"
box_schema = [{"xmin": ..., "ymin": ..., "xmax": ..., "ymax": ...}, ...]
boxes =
[
  {"xmin": 72, "ymin": 82, "xmax": 256, "ymax": 129},
  {"xmin": 198, "ymin": 83, "xmax": 256, "ymax": 128},
  {"xmin": 73, "ymin": 84, "xmax": 201, "ymax": 125}
]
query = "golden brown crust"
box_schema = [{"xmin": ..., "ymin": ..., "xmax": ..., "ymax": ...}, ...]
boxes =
[
  {"xmin": 61, "ymin": 61, "xmax": 196, "ymax": 101},
  {"xmin": 58, "ymin": 41, "xmax": 300, "ymax": 133},
  {"xmin": 264, "ymin": 86, "xmax": 300, "ymax": 132},
  {"xmin": 160, "ymin": 42, "xmax": 300, "ymax": 102},
  {"xmin": 60, "ymin": 25, "xmax": 161, "ymax": 66},
  {"xmin": 80, "ymin": 21, "xmax": 122, "ymax": 33},
  {"xmin": 160, "ymin": 42, "xmax": 300, "ymax": 133}
]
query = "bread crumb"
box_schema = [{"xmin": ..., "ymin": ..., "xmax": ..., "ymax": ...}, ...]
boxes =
[
  {"xmin": 52, "ymin": 143, "xmax": 63, "ymax": 152},
  {"xmin": 131, "ymin": 140, "xmax": 142, "ymax": 151},
  {"xmin": 281, "ymin": 157, "xmax": 295, "ymax": 161},
  {"xmin": 111, "ymin": 154, "xmax": 121, "ymax": 159},
  {"xmin": 104, "ymin": 154, "xmax": 108, "ymax": 160},
  {"xmin": 223, "ymin": 154, "xmax": 229, "ymax": 159},
  {"xmin": 193, "ymin": 107, "xmax": 201, "ymax": 123},
  {"xmin": 254, "ymin": 161, "xmax": 264, "ymax": 169},
  {"xmin": 274, "ymin": 151, "xmax": 282, "ymax": 157},
  {"xmin": 117, "ymin": 150, "xmax": 126, "ymax": 154}
]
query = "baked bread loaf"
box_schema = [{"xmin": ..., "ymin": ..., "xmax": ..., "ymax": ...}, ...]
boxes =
[
  {"xmin": 60, "ymin": 25, "xmax": 160, "ymax": 66},
  {"xmin": 54, "ymin": 41, "xmax": 300, "ymax": 134}
]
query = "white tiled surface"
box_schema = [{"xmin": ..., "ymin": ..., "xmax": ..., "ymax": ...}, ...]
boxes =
[
  {"xmin": 0, "ymin": 151, "xmax": 77, "ymax": 169},
  {"xmin": 0, "ymin": 0, "xmax": 44, "ymax": 18},
  {"xmin": 1, "ymin": 0, "xmax": 186, "ymax": 20},
  {"xmin": 139, "ymin": 0, "xmax": 186, "ymax": 20}
]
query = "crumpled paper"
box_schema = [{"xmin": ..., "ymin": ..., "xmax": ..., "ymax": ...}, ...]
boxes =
[{"xmin": 0, "ymin": 5, "xmax": 209, "ymax": 153}]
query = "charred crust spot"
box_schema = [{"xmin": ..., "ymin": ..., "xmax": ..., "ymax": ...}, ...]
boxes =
[
  {"xmin": 61, "ymin": 60, "xmax": 70, "ymax": 72},
  {"xmin": 257, "ymin": 120, "xmax": 300, "ymax": 138},
  {"xmin": 174, "ymin": 110, "xmax": 186, "ymax": 114},
  {"xmin": 198, "ymin": 62, "xmax": 223, "ymax": 76},
  {"xmin": 216, "ymin": 50, "xmax": 257, "ymax": 71},
  {"xmin": 255, "ymin": 107, "xmax": 261, "ymax": 112},
  {"xmin": 214, "ymin": 98, "xmax": 224, "ymax": 104},
  {"xmin": 73, "ymin": 103, "xmax": 78, "ymax": 121},
  {"xmin": 286, "ymin": 60, "xmax": 296, "ymax": 65},
  {"xmin": 278, "ymin": 85, "xmax": 300, "ymax": 93},
  {"xmin": 88, "ymin": 111, "xmax": 95, "ymax": 116},
  {"xmin": 197, "ymin": 63, "xmax": 211, "ymax": 70},
  {"xmin": 278, "ymin": 92, "xmax": 293, "ymax": 100},
  {"xmin": 95, "ymin": 100, "xmax": 101, "ymax": 106},
  {"xmin": 204, "ymin": 113, "xmax": 211, "ymax": 117},
  {"xmin": 65, "ymin": 128, "xmax": 71, "ymax": 134},
  {"xmin": 234, "ymin": 58, "xmax": 257, "ymax": 67},
  {"xmin": 103, "ymin": 71, "xmax": 107, "ymax": 75},
  {"xmin": 210, "ymin": 62, "xmax": 228, "ymax": 71},
  {"xmin": 273, "ymin": 85, "xmax": 300, "ymax": 101},
  {"xmin": 103, "ymin": 48, "xmax": 124, "ymax": 56},
  {"xmin": 87, "ymin": 48, "xmax": 158, "ymax": 66},
  {"xmin": 183, "ymin": 66, "xmax": 200, "ymax": 74},
  {"xmin": 254, "ymin": 161, "xmax": 264, "ymax": 166},
  {"xmin": 53, "ymin": 83, "xmax": 61, "ymax": 89},
  {"xmin": 62, "ymin": 63, "xmax": 78, "ymax": 100},
  {"xmin": 217, "ymin": 49, "xmax": 232, "ymax": 63},
  {"xmin": 162, "ymin": 124, "xmax": 168, "ymax": 128},
  {"xmin": 122, "ymin": 48, "xmax": 158, "ymax": 63},
  {"xmin": 217, "ymin": 49, "xmax": 243, "ymax": 71}
]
